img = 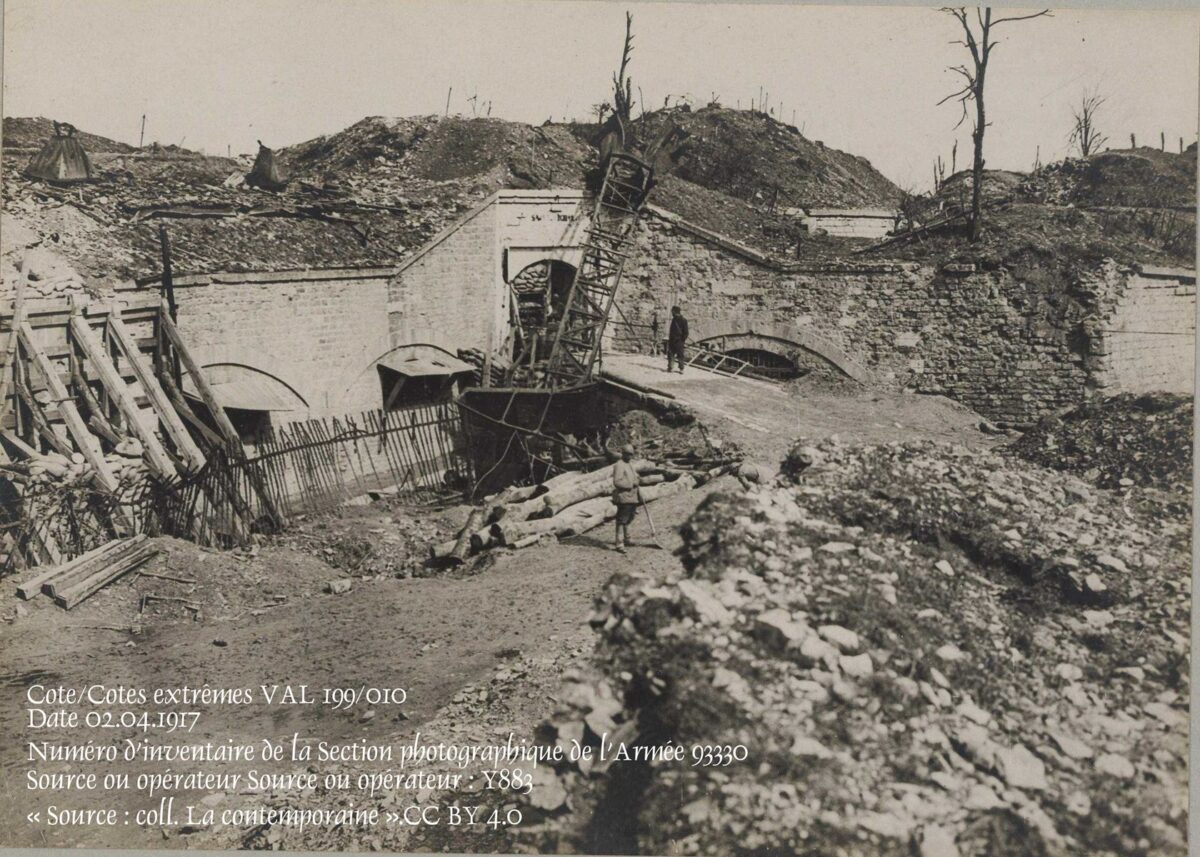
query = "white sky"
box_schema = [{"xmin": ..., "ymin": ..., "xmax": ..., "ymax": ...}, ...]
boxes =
[{"xmin": 3, "ymin": 0, "xmax": 1198, "ymax": 190}]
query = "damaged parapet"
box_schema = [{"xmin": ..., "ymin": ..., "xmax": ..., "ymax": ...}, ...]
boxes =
[
  {"xmin": 25, "ymin": 122, "xmax": 94, "ymax": 184},
  {"xmin": 245, "ymin": 141, "xmax": 289, "ymax": 191}
]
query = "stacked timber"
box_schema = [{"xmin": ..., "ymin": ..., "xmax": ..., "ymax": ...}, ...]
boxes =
[
  {"xmin": 13, "ymin": 535, "xmax": 160, "ymax": 609},
  {"xmin": 431, "ymin": 457, "xmax": 735, "ymax": 563}
]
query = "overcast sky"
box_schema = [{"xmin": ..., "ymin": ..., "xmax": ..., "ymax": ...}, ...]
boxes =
[{"xmin": 4, "ymin": 0, "xmax": 1197, "ymax": 190}]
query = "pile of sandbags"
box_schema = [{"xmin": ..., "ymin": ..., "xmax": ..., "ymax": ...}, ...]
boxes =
[
  {"xmin": 431, "ymin": 458, "xmax": 728, "ymax": 562},
  {"xmin": 4, "ymin": 436, "xmax": 150, "ymax": 493},
  {"xmin": 13, "ymin": 450, "xmax": 93, "ymax": 487},
  {"xmin": 105, "ymin": 438, "xmax": 149, "ymax": 489}
]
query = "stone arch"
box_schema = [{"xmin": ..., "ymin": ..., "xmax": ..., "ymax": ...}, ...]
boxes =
[
  {"xmin": 191, "ymin": 362, "xmax": 309, "ymax": 411},
  {"xmin": 695, "ymin": 327, "xmax": 871, "ymax": 384},
  {"xmin": 187, "ymin": 344, "xmax": 313, "ymax": 408},
  {"xmin": 186, "ymin": 363, "xmax": 309, "ymax": 440},
  {"xmin": 509, "ymin": 259, "xmax": 576, "ymax": 326},
  {"xmin": 335, "ymin": 343, "xmax": 469, "ymax": 412}
]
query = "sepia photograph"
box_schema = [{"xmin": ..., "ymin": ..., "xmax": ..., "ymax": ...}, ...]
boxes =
[{"xmin": 0, "ymin": 0, "xmax": 1195, "ymax": 854}]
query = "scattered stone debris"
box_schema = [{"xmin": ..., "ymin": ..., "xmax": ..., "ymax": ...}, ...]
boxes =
[
  {"xmin": 1007, "ymin": 392, "xmax": 1192, "ymax": 495},
  {"xmin": 516, "ymin": 435, "xmax": 1187, "ymax": 855}
]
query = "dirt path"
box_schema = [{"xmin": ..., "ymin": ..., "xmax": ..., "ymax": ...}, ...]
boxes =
[
  {"xmin": 0, "ymin": 377, "xmax": 994, "ymax": 849},
  {"xmin": 0, "ymin": 480, "xmax": 705, "ymax": 850},
  {"xmin": 603, "ymin": 353, "xmax": 997, "ymax": 463}
]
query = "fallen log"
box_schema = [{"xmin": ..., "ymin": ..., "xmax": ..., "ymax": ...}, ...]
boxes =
[
  {"xmin": 448, "ymin": 507, "xmax": 485, "ymax": 565},
  {"xmin": 539, "ymin": 462, "xmax": 662, "ymax": 517},
  {"xmin": 492, "ymin": 496, "xmax": 614, "ymax": 544},
  {"xmin": 468, "ymin": 525, "xmax": 500, "ymax": 553},
  {"xmin": 494, "ymin": 475, "xmax": 696, "ymax": 545}
]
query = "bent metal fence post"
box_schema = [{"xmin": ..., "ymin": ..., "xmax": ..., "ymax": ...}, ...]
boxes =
[{"xmin": 149, "ymin": 401, "xmax": 472, "ymax": 546}]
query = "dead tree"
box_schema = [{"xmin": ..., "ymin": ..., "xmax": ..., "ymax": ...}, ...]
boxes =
[
  {"xmin": 612, "ymin": 12, "xmax": 636, "ymax": 127},
  {"xmin": 939, "ymin": 7, "xmax": 1050, "ymax": 242},
  {"xmin": 1068, "ymin": 87, "xmax": 1108, "ymax": 157}
]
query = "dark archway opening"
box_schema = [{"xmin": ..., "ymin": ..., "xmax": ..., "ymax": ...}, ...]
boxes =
[
  {"xmin": 509, "ymin": 259, "xmax": 577, "ymax": 366},
  {"xmin": 725, "ymin": 347, "xmax": 803, "ymax": 380}
]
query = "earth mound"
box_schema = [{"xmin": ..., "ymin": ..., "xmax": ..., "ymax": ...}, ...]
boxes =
[{"xmin": 2, "ymin": 116, "xmax": 136, "ymax": 153}]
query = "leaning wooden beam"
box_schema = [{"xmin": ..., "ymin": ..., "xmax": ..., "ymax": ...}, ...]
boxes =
[
  {"xmin": 107, "ymin": 312, "xmax": 206, "ymax": 472},
  {"xmin": 69, "ymin": 342, "xmax": 127, "ymax": 445},
  {"xmin": 18, "ymin": 324, "xmax": 122, "ymax": 495},
  {"xmin": 157, "ymin": 309, "xmax": 240, "ymax": 450},
  {"xmin": 157, "ymin": 369, "xmax": 225, "ymax": 448},
  {"xmin": 0, "ymin": 429, "xmax": 40, "ymax": 460},
  {"xmin": 159, "ymin": 306, "xmax": 284, "ymax": 529},
  {"xmin": 11, "ymin": 341, "xmax": 73, "ymax": 458},
  {"xmin": 68, "ymin": 314, "xmax": 177, "ymax": 480}
]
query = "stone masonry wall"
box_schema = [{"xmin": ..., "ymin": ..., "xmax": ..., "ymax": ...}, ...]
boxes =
[
  {"xmin": 388, "ymin": 204, "xmax": 499, "ymax": 355},
  {"xmin": 1090, "ymin": 267, "xmax": 1196, "ymax": 395},
  {"xmin": 172, "ymin": 270, "xmax": 391, "ymax": 420},
  {"xmin": 622, "ymin": 213, "xmax": 1192, "ymax": 426}
]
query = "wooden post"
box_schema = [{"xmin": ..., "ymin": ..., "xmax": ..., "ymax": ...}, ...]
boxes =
[
  {"xmin": 18, "ymin": 324, "xmax": 122, "ymax": 495},
  {"xmin": 157, "ymin": 309, "xmax": 241, "ymax": 452},
  {"xmin": 107, "ymin": 313, "xmax": 206, "ymax": 472},
  {"xmin": 68, "ymin": 313, "xmax": 177, "ymax": 479},
  {"xmin": 0, "ymin": 280, "xmax": 26, "ymax": 422},
  {"xmin": 159, "ymin": 225, "xmax": 178, "ymax": 323}
]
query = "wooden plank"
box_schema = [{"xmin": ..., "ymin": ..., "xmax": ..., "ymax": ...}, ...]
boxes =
[
  {"xmin": 18, "ymin": 324, "xmax": 121, "ymax": 495},
  {"xmin": 45, "ymin": 537, "xmax": 142, "ymax": 599},
  {"xmin": 56, "ymin": 545, "xmax": 159, "ymax": 610},
  {"xmin": 158, "ymin": 369, "xmax": 224, "ymax": 448},
  {"xmin": 157, "ymin": 310, "xmax": 240, "ymax": 451},
  {"xmin": 107, "ymin": 313, "xmax": 205, "ymax": 472},
  {"xmin": 12, "ymin": 345, "xmax": 73, "ymax": 458},
  {"xmin": 68, "ymin": 314, "xmax": 177, "ymax": 480}
]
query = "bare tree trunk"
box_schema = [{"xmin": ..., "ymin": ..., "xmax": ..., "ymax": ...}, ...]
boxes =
[{"xmin": 970, "ymin": 62, "xmax": 986, "ymax": 242}]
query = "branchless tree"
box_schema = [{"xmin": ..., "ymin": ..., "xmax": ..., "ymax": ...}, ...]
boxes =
[
  {"xmin": 1068, "ymin": 88, "xmax": 1109, "ymax": 157},
  {"xmin": 939, "ymin": 7, "xmax": 1050, "ymax": 241}
]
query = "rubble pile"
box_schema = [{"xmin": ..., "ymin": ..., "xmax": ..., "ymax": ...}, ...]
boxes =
[
  {"xmin": 279, "ymin": 503, "xmax": 460, "ymax": 579},
  {"xmin": 282, "ymin": 116, "xmax": 591, "ymax": 203},
  {"xmin": 529, "ymin": 438, "xmax": 1187, "ymax": 855},
  {"xmin": 604, "ymin": 409, "xmax": 724, "ymax": 465},
  {"xmin": 1008, "ymin": 392, "xmax": 1192, "ymax": 495},
  {"xmin": 570, "ymin": 106, "xmax": 901, "ymax": 211},
  {"xmin": 2, "ymin": 117, "xmax": 135, "ymax": 153},
  {"xmin": 1019, "ymin": 148, "xmax": 1197, "ymax": 210}
]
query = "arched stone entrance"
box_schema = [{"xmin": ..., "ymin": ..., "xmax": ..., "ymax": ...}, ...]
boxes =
[
  {"xmin": 696, "ymin": 331, "xmax": 863, "ymax": 382},
  {"xmin": 509, "ymin": 259, "xmax": 577, "ymax": 365},
  {"xmin": 183, "ymin": 363, "xmax": 308, "ymax": 442}
]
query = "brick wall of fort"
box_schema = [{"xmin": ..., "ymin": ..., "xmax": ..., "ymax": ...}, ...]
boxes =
[
  {"xmin": 172, "ymin": 269, "xmax": 392, "ymax": 419},
  {"xmin": 621, "ymin": 212, "xmax": 1195, "ymax": 426}
]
